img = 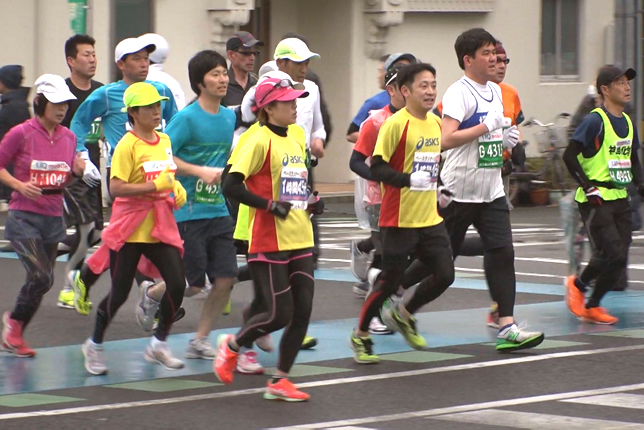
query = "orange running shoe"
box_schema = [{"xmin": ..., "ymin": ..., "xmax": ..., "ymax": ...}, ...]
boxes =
[
  {"xmin": 213, "ymin": 334, "xmax": 238, "ymax": 384},
  {"xmin": 565, "ymin": 276, "xmax": 585, "ymax": 317},
  {"xmin": 582, "ymin": 307, "xmax": 618, "ymax": 325},
  {"xmin": 264, "ymin": 378, "xmax": 310, "ymax": 402}
]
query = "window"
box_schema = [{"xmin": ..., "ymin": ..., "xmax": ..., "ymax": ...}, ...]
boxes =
[{"xmin": 541, "ymin": 0, "xmax": 579, "ymax": 78}]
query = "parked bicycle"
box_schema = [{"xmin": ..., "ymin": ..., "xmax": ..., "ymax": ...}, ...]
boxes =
[{"xmin": 508, "ymin": 112, "xmax": 572, "ymax": 204}]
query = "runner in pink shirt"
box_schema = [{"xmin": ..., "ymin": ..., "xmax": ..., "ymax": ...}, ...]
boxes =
[{"xmin": 0, "ymin": 74, "xmax": 84, "ymax": 357}]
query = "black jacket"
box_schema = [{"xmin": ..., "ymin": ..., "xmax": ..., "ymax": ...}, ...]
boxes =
[{"xmin": 0, "ymin": 87, "xmax": 30, "ymax": 142}]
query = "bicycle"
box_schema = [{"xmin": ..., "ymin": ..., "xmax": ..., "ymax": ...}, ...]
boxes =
[{"xmin": 507, "ymin": 112, "xmax": 572, "ymax": 204}]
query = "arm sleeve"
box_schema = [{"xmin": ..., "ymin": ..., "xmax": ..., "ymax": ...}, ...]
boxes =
[
  {"xmin": 0, "ymin": 125, "xmax": 23, "ymax": 171},
  {"xmin": 371, "ymin": 156, "xmax": 410, "ymax": 188},
  {"xmin": 165, "ymin": 115, "xmax": 190, "ymax": 155},
  {"xmin": 71, "ymin": 87, "xmax": 108, "ymax": 152},
  {"xmin": 515, "ymin": 93, "xmax": 525, "ymax": 125},
  {"xmin": 222, "ymin": 171, "xmax": 270, "ymax": 210},
  {"xmin": 350, "ymin": 150, "xmax": 374, "ymax": 181},
  {"xmin": 310, "ymin": 86, "xmax": 327, "ymax": 142},
  {"xmin": 109, "ymin": 141, "xmax": 133, "ymax": 182},
  {"xmin": 441, "ymin": 84, "xmax": 469, "ymax": 122},
  {"xmin": 631, "ymin": 127, "xmax": 642, "ymax": 186},
  {"xmin": 563, "ymin": 140, "xmax": 591, "ymax": 190}
]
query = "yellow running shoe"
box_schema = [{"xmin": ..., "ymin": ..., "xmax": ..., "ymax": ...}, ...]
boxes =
[
  {"xmin": 222, "ymin": 299, "xmax": 231, "ymax": 316},
  {"xmin": 300, "ymin": 335, "xmax": 317, "ymax": 350},
  {"xmin": 68, "ymin": 270, "xmax": 91, "ymax": 316},
  {"xmin": 57, "ymin": 289, "xmax": 75, "ymax": 309}
]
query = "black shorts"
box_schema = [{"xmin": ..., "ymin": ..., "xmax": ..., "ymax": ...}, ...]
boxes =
[
  {"xmin": 63, "ymin": 143, "xmax": 103, "ymax": 228},
  {"xmin": 179, "ymin": 216, "xmax": 238, "ymax": 287},
  {"xmin": 440, "ymin": 197, "xmax": 513, "ymax": 256},
  {"xmin": 5, "ymin": 210, "xmax": 66, "ymax": 243},
  {"xmin": 380, "ymin": 222, "xmax": 452, "ymax": 271}
]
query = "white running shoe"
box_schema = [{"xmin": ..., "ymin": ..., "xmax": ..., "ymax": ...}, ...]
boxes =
[
  {"xmin": 136, "ymin": 281, "xmax": 160, "ymax": 332},
  {"xmin": 144, "ymin": 340, "xmax": 185, "ymax": 370},
  {"xmin": 350, "ymin": 240, "xmax": 371, "ymax": 282},
  {"xmin": 255, "ymin": 334, "xmax": 273, "ymax": 352},
  {"xmin": 82, "ymin": 338, "xmax": 107, "ymax": 375},
  {"xmin": 369, "ymin": 317, "xmax": 393, "ymax": 335},
  {"xmin": 185, "ymin": 337, "xmax": 216, "ymax": 360},
  {"xmin": 236, "ymin": 351, "xmax": 264, "ymax": 374}
]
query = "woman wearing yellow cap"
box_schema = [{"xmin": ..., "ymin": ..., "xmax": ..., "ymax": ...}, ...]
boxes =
[{"xmin": 81, "ymin": 82, "xmax": 187, "ymax": 375}]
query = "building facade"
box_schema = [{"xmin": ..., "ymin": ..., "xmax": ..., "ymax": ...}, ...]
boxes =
[{"xmin": 0, "ymin": 0, "xmax": 619, "ymax": 183}]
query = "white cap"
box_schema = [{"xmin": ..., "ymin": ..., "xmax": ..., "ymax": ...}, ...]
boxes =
[
  {"xmin": 114, "ymin": 36, "xmax": 156, "ymax": 63},
  {"xmin": 258, "ymin": 60, "xmax": 278, "ymax": 77},
  {"xmin": 258, "ymin": 70, "xmax": 295, "ymax": 85},
  {"xmin": 34, "ymin": 74, "xmax": 76, "ymax": 103},
  {"xmin": 273, "ymin": 38, "xmax": 320, "ymax": 62},
  {"xmin": 141, "ymin": 33, "xmax": 169, "ymax": 64}
]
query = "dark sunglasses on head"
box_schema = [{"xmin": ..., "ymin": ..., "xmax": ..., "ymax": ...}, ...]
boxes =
[
  {"xmin": 497, "ymin": 57, "xmax": 510, "ymax": 65},
  {"xmin": 236, "ymin": 50, "xmax": 260, "ymax": 57}
]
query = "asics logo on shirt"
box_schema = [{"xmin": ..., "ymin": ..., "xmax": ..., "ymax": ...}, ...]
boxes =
[
  {"xmin": 282, "ymin": 153, "xmax": 305, "ymax": 166},
  {"xmin": 415, "ymin": 137, "xmax": 440, "ymax": 150}
]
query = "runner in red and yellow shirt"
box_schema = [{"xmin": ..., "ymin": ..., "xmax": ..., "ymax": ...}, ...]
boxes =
[
  {"xmin": 216, "ymin": 77, "xmax": 323, "ymax": 402},
  {"xmin": 351, "ymin": 64, "xmax": 455, "ymax": 364}
]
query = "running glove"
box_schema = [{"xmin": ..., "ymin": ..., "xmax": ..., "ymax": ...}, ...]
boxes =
[
  {"xmin": 79, "ymin": 151, "xmax": 101, "ymax": 187},
  {"xmin": 438, "ymin": 186, "xmax": 454, "ymax": 208},
  {"xmin": 584, "ymin": 186, "xmax": 603, "ymax": 206},
  {"xmin": 307, "ymin": 191, "xmax": 325, "ymax": 215},
  {"xmin": 483, "ymin": 109, "xmax": 504, "ymax": 132},
  {"xmin": 267, "ymin": 200, "xmax": 292, "ymax": 219},
  {"xmin": 502, "ymin": 125, "xmax": 520, "ymax": 149},
  {"xmin": 410, "ymin": 170, "xmax": 432, "ymax": 189},
  {"xmin": 153, "ymin": 166, "xmax": 175, "ymax": 191},
  {"xmin": 173, "ymin": 180, "xmax": 187, "ymax": 208}
]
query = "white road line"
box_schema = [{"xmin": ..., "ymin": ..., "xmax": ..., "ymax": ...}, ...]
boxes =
[
  {"xmin": 2, "ymin": 344, "xmax": 644, "ymax": 422},
  {"xmin": 454, "ymin": 267, "xmax": 565, "ymax": 279},
  {"xmin": 562, "ymin": 393, "xmax": 644, "ymax": 410},
  {"xmin": 433, "ymin": 409, "xmax": 644, "ymax": 429},
  {"xmin": 269, "ymin": 379, "xmax": 644, "ymax": 429}
]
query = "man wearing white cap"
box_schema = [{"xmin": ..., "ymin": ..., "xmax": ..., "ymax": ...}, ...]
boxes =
[
  {"xmin": 142, "ymin": 33, "xmax": 186, "ymax": 110},
  {"xmin": 66, "ymin": 35, "xmax": 178, "ymax": 314},
  {"xmin": 0, "ymin": 74, "xmax": 85, "ymax": 357}
]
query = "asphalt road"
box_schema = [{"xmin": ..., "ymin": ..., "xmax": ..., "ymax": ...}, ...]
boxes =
[{"xmin": 1, "ymin": 204, "xmax": 644, "ymax": 429}]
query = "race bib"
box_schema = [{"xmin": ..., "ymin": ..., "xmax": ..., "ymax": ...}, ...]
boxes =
[
  {"xmin": 142, "ymin": 160, "xmax": 177, "ymax": 197},
  {"xmin": 30, "ymin": 160, "xmax": 71, "ymax": 189},
  {"xmin": 608, "ymin": 159, "xmax": 632, "ymax": 187},
  {"xmin": 411, "ymin": 152, "xmax": 440, "ymax": 191},
  {"xmin": 279, "ymin": 167, "xmax": 308, "ymax": 210},
  {"xmin": 195, "ymin": 180, "xmax": 224, "ymax": 204},
  {"xmin": 86, "ymin": 119, "xmax": 102, "ymax": 144},
  {"xmin": 478, "ymin": 129, "xmax": 504, "ymax": 168}
]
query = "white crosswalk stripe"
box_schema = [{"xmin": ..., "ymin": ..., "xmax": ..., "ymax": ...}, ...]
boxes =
[
  {"xmin": 562, "ymin": 393, "xmax": 644, "ymax": 410},
  {"xmin": 432, "ymin": 409, "xmax": 644, "ymax": 429}
]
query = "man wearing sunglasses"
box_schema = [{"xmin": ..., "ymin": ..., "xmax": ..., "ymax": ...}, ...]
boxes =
[{"xmin": 223, "ymin": 31, "xmax": 264, "ymax": 108}]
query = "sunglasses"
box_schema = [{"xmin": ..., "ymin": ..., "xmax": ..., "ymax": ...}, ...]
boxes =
[
  {"xmin": 236, "ymin": 50, "xmax": 260, "ymax": 57},
  {"xmin": 497, "ymin": 57, "xmax": 510, "ymax": 65},
  {"xmin": 258, "ymin": 79, "xmax": 297, "ymax": 105}
]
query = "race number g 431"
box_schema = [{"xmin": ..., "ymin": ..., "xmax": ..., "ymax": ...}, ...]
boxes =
[
  {"xmin": 411, "ymin": 152, "xmax": 440, "ymax": 191},
  {"xmin": 30, "ymin": 160, "xmax": 71, "ymax": 189},
  {"xmin": 279, "ymin": 167, "xmax": 308, "ymax": 210},
  {"xmin": 478, "ymin": 128, "xmax": 504, "ymax": 169}
]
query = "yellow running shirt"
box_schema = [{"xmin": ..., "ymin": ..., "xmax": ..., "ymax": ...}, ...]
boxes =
[
  {"xmin": 229, "ymin": 124, "xmax": 312, "ymax": 253},
  {"xmin": 373, "ymin": 107, "xmax": 442, "ymax": 228},
  {"xmin": 110, "ymin": 131, "xmax": 177, "ymax": 243}
]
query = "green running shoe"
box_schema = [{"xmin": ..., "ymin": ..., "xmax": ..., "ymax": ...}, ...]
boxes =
[
  {"xmin": 68, "ymin": 270, "xmax": 91, "ymax": 316},
  {"xmin": 300, "ymin": 335, "xmax": 318, "ymax": 350},
  {"xmin": 57, "ymin": 289, "xmax": 75, "ymax": 309},
  {"xmin": 496, "ymin": 324, "xmax": 545, "ymax": 352},
  {"xmin": 381, "ymin": 304, "xmax": 428, "ymax": 350},
  {"xmin": 222, "ymin": 299, "xmax": 231, "ymax": 316},
  {"xmin": 350, "ymin": 333, "xmax": 379, "ymax": 364}
]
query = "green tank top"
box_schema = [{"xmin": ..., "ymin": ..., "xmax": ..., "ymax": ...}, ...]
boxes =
[{"xmin": 575, "ymin": 108, "xmax": 632, "ymax": 203}]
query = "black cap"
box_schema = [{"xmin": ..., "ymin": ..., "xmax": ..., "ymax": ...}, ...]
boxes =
[
  {"xmin": 0, "ymin": 65, "xmax": 23, "ymax": 90},
  {"xmin": 596, "ymin": 65, "xmax": 636, "ymax": 92},
  {"xmin": 226, "ymin": 31, "xmax": 264, "ymax": 51},
  {"xmin": 384, "ymin": 63, "xmax": 408, "ymax": 87}
]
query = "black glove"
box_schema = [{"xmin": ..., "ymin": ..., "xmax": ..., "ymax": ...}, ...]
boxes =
[
  {"xmin": 307, "ymin": 191, "xmax": 325, "ymax": 215},
  {"xmin": 584, "ymin": 186, "xmax": 604, "ymax": 207},
  {"xmin": 638, "ymin": 183, "xmax": 644, "ymax": 198},
  {"xmin": 267, "ymin": 200, "xmax": 292, "ymax": 219}
]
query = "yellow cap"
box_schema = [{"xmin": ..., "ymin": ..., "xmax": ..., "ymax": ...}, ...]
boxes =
[{"xmin": 121, "ymin": 82, "xmax": 169, "ymax": 112}]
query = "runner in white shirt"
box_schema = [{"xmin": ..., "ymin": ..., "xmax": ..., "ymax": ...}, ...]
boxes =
[
  {"xmin": 440, "ymin": 28, "xmax": 544, "ymax": 352},
  {"xmin": 142, "ymin": 33, "xmax": 186, "ymax": 110}
]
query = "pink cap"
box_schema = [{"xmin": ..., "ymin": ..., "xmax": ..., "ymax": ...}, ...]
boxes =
[{"xmin": 254, "ymin": 78, "xmax": 308, "ymax": 111}]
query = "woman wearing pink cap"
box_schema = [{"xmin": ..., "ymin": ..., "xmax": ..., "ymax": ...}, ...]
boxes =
[
  {"xmin": 216, "ymin": 78, "xmax": 324, "ymax": 401},
  {"xmin": 0, "ymin": 74, "xmax": 85, "ymax": 357}
]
